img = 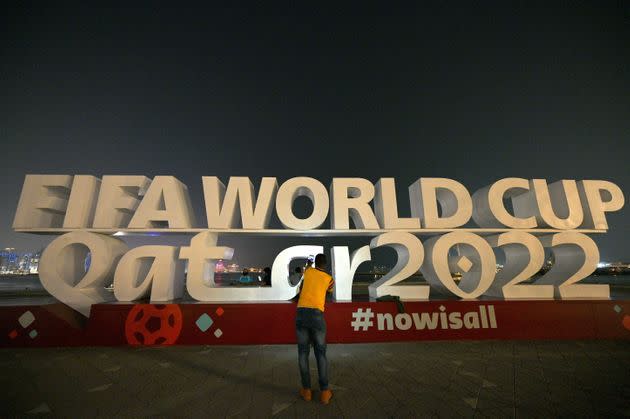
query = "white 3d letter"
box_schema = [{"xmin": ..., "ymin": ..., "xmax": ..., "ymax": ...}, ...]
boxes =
[
  {"xmin": 270, "ymin": 245, "xmax": 325, "ymax": 299},
  {"xmin": 179, "ymin": 232, "xmax": 234, "ymax": 300},
  {"xmin": 577, "ymin": 180, "xmax": 625, "ymax": 229},
  {"xmin": 276, "ymin": 177, "xmax": 329, "ymax": 230},
  {"xmin": 13, "ymin": 175, "xmax": 73, "ymax": 228},
  {"xmin": 472, "ymin": 178, "xmax": 537, "ymax": 228},
  {"xmin": 331, "ymin": 245, "xmax": 371, "ymax": 301},
  {"xmin": 421, "ymin": 231, "xmax": 495, "ymax": 299},
  {"xmin": 114, "ymin": 246, "xmax": 185, "ymax": 301},
  {"xmin": 63, "ymin": 175, "xmax": 101, "ymax": 228},
  {"xmin": 485, "ymin": 231, "xmax": 550, "ymax": 299},
  {"xmin": 538, "ymin": 232, "xmax": 605, "ymax": 299},
  {"xmin": 409, "ymin": 178, "xmax": 472, "ymax": 228},
  {"xmin": 330, "ymin": 178, "xmax": 380, "ymax": 229},
  {"xmin": 512, "ymin": 179, "xmax": 584, "ymax": 229},
  {"xmin": 93, "ymin": 176, "xmax": 151, "ymax": 228},
  {"xmin": 203, "ymin": 177, "xmax": 278, "ymax": 229},
  {"xmin": 180, "ymin": 232, "xmax": 319, "ymax": 301},
  {"xmin": 374, "ymin": 178, "xmax": 420, "ymax": 229},
  {"xmin": 39, "ymin": 232, "xmax": 128, "ymax": 316},
  {"xmin": 128, "ymin": 176, "xmax": 196, "ymax": 228},
  {"xmin": 368, "ymin": 232, "xmax": 428, "ymax": 300}
]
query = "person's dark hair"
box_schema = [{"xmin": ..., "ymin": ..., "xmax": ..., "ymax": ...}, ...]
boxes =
[
  {"xmin": 294, "ymin": 267, "xmax": 302, "ymax": 274},
  {"xmin": 242, "ymin": 269, "xmax": 249, "ymax": 275},
  {"xmin": 263, "ymin": 267, "xmax": 271, "ymax": 274},
  {"xmin": 315, "ymin": 253, "xmax": 327, "ymax": 268}
]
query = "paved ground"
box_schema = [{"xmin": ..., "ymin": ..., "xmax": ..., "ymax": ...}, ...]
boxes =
[{"xmin": 2, "ymin": 340, "xmax": 630, "ymax": 418}]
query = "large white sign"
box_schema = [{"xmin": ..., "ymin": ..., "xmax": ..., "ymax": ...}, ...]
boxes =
[{"xmin": 13, "ymin": 175, "xmax": 625, "ymax": 315}]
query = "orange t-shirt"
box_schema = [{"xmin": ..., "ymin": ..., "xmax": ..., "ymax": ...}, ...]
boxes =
[{"xmin": 297, "ymin": 268, "xmax": 334, "ymax": 312}]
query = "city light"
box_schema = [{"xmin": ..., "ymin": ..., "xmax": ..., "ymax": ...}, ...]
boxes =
[{"xmin": 0, "ymin": 248, "xmax": 40, "ymax": 275}]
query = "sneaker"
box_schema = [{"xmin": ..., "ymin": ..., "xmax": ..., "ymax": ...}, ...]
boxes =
[
  {"xmin": 320, "ymin": 389, "xmax": 333, "ymax": 404},
  {"xmin": 299, "ymin": 388, "xmax": 312, "ymax": 401}
]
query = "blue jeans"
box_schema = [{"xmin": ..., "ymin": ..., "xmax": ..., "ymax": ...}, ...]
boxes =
[{"xmin": 296, "ymin": 307, "xmax": 328, "ymax": 390}]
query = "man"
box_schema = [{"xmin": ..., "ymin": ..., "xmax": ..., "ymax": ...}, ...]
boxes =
[{"xmin": 295, "ymin": 253, "xmax": 334, "ymax": 404}]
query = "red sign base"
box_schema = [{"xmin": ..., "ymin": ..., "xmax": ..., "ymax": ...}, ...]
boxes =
[{"xmin": 2, "ymin": 299, "xmax": 630, "ymax": 347}]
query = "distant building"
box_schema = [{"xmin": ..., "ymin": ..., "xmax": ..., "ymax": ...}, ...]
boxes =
[
  {"xmin": 29, "ymin": 252, "xmax": 40, "ymax": 274},
  {"xmin": 370, "ymin": 265, "xmax": 390, "ymax": 275},
  {"xmin": 226, "ymin": 263, "xmax": 240, "ymax": 273},
  {"xmin": 215, "ymin": 259, "xmax": 226, "ymax": 273},
  {"xmin": 0, "ymin": 248, "xmax": 44, "ymax": 275},
  {"xmin": 0, "ymin": 248, "xmax": 19, "ymax": 274},
  {"xmin": 18, "ymin": 253, "xmax": 31, "ymax": 273}
]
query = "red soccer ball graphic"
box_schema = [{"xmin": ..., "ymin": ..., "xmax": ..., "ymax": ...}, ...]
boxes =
[{"xmin": 125, "ymin": 304, "xmax": 183, "ymax": 345}]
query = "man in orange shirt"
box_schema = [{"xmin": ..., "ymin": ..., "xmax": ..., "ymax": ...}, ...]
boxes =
[{"xmin": 296, "ymin": 253, "xmax": 334, "ymax": 404}]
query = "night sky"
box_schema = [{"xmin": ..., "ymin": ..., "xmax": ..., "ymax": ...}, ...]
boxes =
[{"xmin": 1, "ymin": 4, "xmax": 629, "ymax": 267}]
